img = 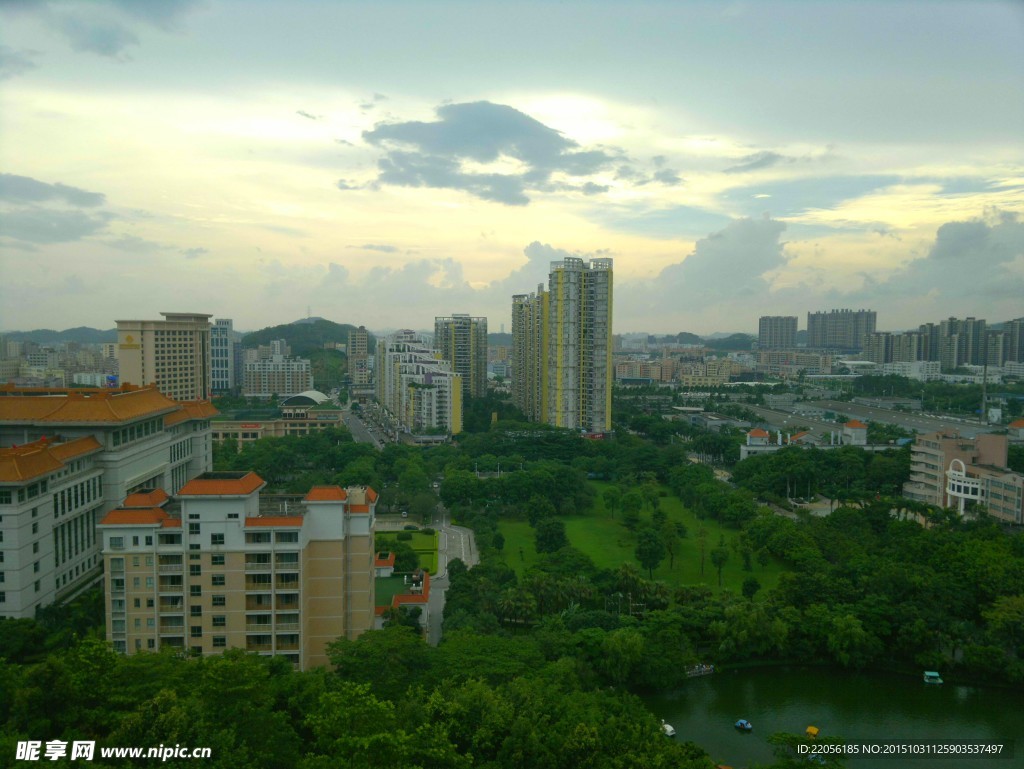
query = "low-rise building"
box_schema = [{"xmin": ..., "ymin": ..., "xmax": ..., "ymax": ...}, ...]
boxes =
[{"xmin": 98, "ymin": 473, "xmax": 376, "ymax": 670}]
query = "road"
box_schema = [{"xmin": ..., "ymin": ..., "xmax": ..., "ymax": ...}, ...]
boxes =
[
  {"xmin": 342, "ymin": 408, "xmax": 383, "ymax": 449},
  {"xmin": 745, "ymin": 402, "xmax": 995, "ymax": 440},
  {"xmin": 426, "ymin": 505, "xmax": 477, "ymax": 645}
]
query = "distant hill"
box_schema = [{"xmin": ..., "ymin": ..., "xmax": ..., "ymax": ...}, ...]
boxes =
[
  {"xmin": 2, "ymin": 327, "xmax": 117, "ymax": 344},
  {"xmin": 241, "ymin": 319, "xmax": 374, "ymax": 357},
  {"xmin": 645, "ymin": 332, "xmax": 703, "ymax": 345},
  {"xmin": 703, "ymin": 333, "xmax": 756, "ymax": 351}
]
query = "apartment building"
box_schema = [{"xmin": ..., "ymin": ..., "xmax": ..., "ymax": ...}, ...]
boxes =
[
  {"xmin": 512, "ymin": 258, "xmax": 613, "ymax": 433},
  {"xmin": 434, "ymin": 314, "xmax": 488, "ymax": 399},
  {"xmin": 99, "ymin": 472, "xmax": 376, "ymax": 670},
  {"xmin": 243, "ymin": 355, "xmax": 314, "ymax": 399},
  {"xmin": 758, "ymin": 316, "xmax": 797, "ymax": 350},
  {"xmin": 376, "ymin": 331, "xmax": 463, "ymax": 436},
  {"xmin": 348, "ymin": 326, "xmax": 371, "ymax": 387},
  {"xmin": 806, "ymin": 309, "xmax": 876, "ymax": 351},
  {"xmin": 0, "ymin": 385, "xmax": 215, "ymax": 618},
  {"xmin": 116, "ymin": 313, "xmax": 213, "ymax": 402},
  {"xmin": 903, "ymin": 431, "xmax": 1023, "ymax": 523}
]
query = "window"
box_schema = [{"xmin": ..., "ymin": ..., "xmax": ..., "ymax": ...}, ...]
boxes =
[
  {"xmin": 245, "ymin": 532, "xmax": 271, "ymax": 544},
  {"xmin": 133, "ymin": 598, "xmax": 141, "ymax": 608},
  {"xmin": 189, "ymin": 565, "xmax": 202, "ymax": 577},
  {"xmin": 111, "ymin": 536, "xmax": 124, "ymax": 549},
  {"xmin": 190, "ymin": 585, "xmax": 202, "ymax": 597},
  {"xmin": 133, "ymin": 536, "xmax": 139, "ymax": 546},
  {"xmin": 190, "ymin": 626, "xmax": 202, "ymax": 638},
  {"xmin": 32, "ymin": 522, "xmax": 38, "ymax": 534},
  {"xmin": 34, "ymin": 561, "xmax": 40, "ymax": 573},
  {"xmin": 146, "ymin": 598, "xmax": 154, "ymax": 608},
  {"xmin": 211, "ymin": 554, "xmax": 225, "ymax": 566},
  {"xmin": 145, "ymin": 536, "xmax": 153, "ymax": 546},
  {"xmin": 34, "ymin": 581, "xmax": 40, "ymax": 592},
  {"xmin": 189, "ymin": 523, "xmax": 200, "ymax": 535},
  {"xmin": 132, "ymin": 556, "xmax": 140, "ymax": 567},
  {"xmin": 212, "ymin": 595, "xmax": 226, "ymax": 606},
  {"xmin": 212, "ymin": 616, "xmax": 226, "ymax": 628},
  {"xmin": 275, "ymin": 531, "xmax": 299, "ymax": 543},
  {"xmin": 0, "ymin": 592, "xmax": 4, "ymax": 603},
  {"xmin": 212, "ymin": 574, "xmax": 225, "ymax": 586},
  {"xmin": 147, "ymin": 639, "xmax": 155, "ymax": 649},
  {"xmin": 147, "ymin": 618, "xmax": 155, "ymax": 628},
  {"xmin": 133, "ymin": 577, "xmax": 141, "ymax": 588},
  {"xmin": 190, "ymin": 606, "xmax": 202, "ymax": 617},
  {"xmin": 212, "ymin": 636, "xmax": 226, "ymax": 648},
  {"xmin": 33, "ymin": 542, "xmax": 39, "ymax": 554},
  {"xmin": 134, "ymin": 618, "xmax": 141, "ymax": 628},
  {"xmin": 211, "ymin": 533, "xmax": 225, "ymax": 546},
  {"xmin": 146, "ymin": 577, "xmax": 154, "ymax": 588}
]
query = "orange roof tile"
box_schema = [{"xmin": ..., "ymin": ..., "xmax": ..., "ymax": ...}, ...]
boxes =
[
  {"xmin": 349, "ymin": 504, "xmax": 370, "ymax": 514},
  {"xmin": 161, "ymin": 518, "xmax": 182, "ymax": 528},
  {"xmin": 177, "ymin": 471, "xmax": 265, "ymax": 496},
  {"xmin": 0, "ymin": 385, "xmax": 180, "ymax": 425},
  {"xmin": 244, "ymin": 516, "xmax": 304, "ymax": 527},
  {"xmin": 1010, "ymin": 419, "xmax": 1024, "ymax": 428},
  {"xmin": 164, "ymin": 400, "xmax": 219, "ymax": 426},
  {"xmin": 845, "ymin": 419, "xmax": 868, "ymax": 429},
  {"xmin": 366, "ymin": 487, "xmax": 378, "ymax": 502},
  {"xmin": 748, "ymin": 428, "xmax": 770, "ymax": 438},
  {"xmin": 304, "ymin": 486, "xmax": 348, "ymax": 502},
  {"xmin": 375, "ymin": 552, "xmax": 396, "ymax": 568},
  {"xmin": 0, "ymin": 436, "xmax": 102, "ymax": 482},
  {"xmin": 99, "ymin": 508, "xmax": 172, "ymax": 526},
  {"xmin": 122, "ymin": 489, "xmax": 170, "ymax": 508}
]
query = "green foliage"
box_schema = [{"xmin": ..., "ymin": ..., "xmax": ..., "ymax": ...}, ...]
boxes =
[
  {"xmin": 634, "ymin": 527, "xmax": 665, "ymax": 579},
  {"xmin": 241, "ymin": 319, "xmax": 372, "ymax": 358}
]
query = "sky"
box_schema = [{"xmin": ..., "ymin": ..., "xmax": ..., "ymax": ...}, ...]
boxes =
[{"xmin": 1, "ymin": 0, "xmax": 1022, "ymax": 336}]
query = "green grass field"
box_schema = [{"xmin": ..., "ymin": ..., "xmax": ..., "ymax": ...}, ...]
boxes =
[
  {"xmin": 497, "ymin": 481, "xmax": 789, "ymax": 595},
  {"xmin": 376, "ymin": 530, "xmax": 439, "ymax": 574}
]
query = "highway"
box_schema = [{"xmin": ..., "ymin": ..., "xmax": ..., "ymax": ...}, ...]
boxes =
[{"xmin": 745, "ymin": 401, "xmax": 995, "ymax": 439}]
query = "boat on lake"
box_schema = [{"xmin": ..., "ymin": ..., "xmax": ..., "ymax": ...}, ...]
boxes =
[
  {"xmin": 923, "ymin": 671, "xmax": 944, "ymax": 685},
  {"xmin": 734, "ymin": 719, "xmax": 753, "ymax": 732}
]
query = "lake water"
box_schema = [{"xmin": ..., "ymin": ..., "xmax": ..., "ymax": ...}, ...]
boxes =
[{"xmin": 643, "ymin": 666, "xmax": 1022, "ymax": 768}]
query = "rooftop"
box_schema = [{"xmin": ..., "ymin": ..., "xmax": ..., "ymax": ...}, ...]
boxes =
[
  {"xmin": 0, "ymin": 384, "xmax": 216, "ymax": 426},
  {"xmin": 0, "ymin": 435, "xmax": 103, "ymax": 482},
  {"xmin": 177, "ymin": 471, "xmax": 265, "ymax": 497}
]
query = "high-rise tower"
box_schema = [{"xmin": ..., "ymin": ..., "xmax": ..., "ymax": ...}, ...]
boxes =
[
  {"xmin": 116, "ymin": 312, "xmax": 213, "ymax": 401},
  {"xmin": 434, "ymin": 314, "xmax": 488, "ymax": 398},
  {"xmin": 511, "ymin": 257, "xmax": 613, "ymax": 433}
]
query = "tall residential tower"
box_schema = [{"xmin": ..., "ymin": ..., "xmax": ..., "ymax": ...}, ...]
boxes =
[
  {"xmin": 512, "ymin": 257, "xmax": 613, "ymax": 433},
  {"xmin": 434, "ymin": 314, "xmax": 488, "ymax": 399}
]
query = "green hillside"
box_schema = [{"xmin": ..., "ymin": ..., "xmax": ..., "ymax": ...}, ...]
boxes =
[{"xmin": 241, "ymin": 319, "xmax": 375, "ymax": 357}]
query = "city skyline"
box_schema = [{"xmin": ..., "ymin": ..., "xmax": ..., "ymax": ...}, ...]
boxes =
[{"xmin": 1, "ymin": 0, "xmax": 1022, "ymax": 334}]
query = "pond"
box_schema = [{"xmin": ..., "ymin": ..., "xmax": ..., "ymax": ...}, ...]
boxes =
[{"xmin": 643, "ymin": 666, "xmax": 1021, "ymax": 768}]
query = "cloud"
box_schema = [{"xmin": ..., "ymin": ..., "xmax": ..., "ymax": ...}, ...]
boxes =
[
  {"xmin": 103, "ymin": 234, "xmax": 170, "ymax": 252},
  {"xmin": 724, "ymin": 151, "xmax": 788, "ymax": 174},
  {"xmin": 724, "ymin": 174, "xmax": 901, "ymax": 218},
  {"xmin": 599, "ymin": 204, "xmax": 733, "ymax": 240},
  {"xmin": 348, "ymin": 244, "xmax": 398, "ymax": 253},
  {"xmin": 108, "ymin": 0, "xmax": 205, "ymax": 32},
  {"xmin": 0, "ymin": 45, "xmax": 39, "ymax": 79},
  {"xmin": 336, "ymin": 179, "xmax": 357, "ymax": 190},
  {"xmin": 0, "ymin": 208, "xmax": 113, "ymax": 243},
  {"xmin": 0, "ymin": 174, "xmax": 106, "ymax": 206},
  {"xmin": 361, "ymin": 101, "xmax": 617, "ymax": 205},
  {"xmin": 182, "ymin": 247, "xmax": 208, "ymax": 259},
  {"xmin": 296, "ymin": 110, "xmax": 321, "ymax": 121},
  {"xmin": 55, "ymin": 12, "xmax": 139, "ymax": 58}
]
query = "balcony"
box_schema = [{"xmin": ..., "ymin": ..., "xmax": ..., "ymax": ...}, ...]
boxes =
[
  {"xmin": 245, "ymin": 577, "xmax": 273, "ymax": 591},
  {"xmin": 159, "ymin": 564, "xmax": 183, "ymax": 572},
  {"xmin": 159, "ymin": 598, "xmax": 184, "ymax": 612},
  {"xmin": 245, "ymin": 561, "xmax": 272, "ymax": 571},
  {"xmin": 275, "ymin": 623, "xmax": 299, "ymax": 632},
  {"xmin": 158, "ymin": 580, "xmax": 183, "ymax": 593},
  {"xmin": 246, "ymin": 595, "xmax": 274, "ymax": 611},
  {"xmin": 246, "ymin": 623, "xmax": 273, "ymax": 632}
]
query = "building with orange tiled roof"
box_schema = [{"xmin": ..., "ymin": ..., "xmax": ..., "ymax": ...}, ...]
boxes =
[
  {"xmin": 842, "ymin": 419, "xmax": 868, "ymax": 446},
  {"xmin": 0, "ymin": 385, "xmax": 215, "ymax": 618},
  {"xmin": 0, "ymin": 436, "xmax": 105, "ymax": 617},
  {"xmin": 99, "ymin": 473, "xmax": 377, "ymax": 670},
  {"xmin": 116, "ymin": 313, "xmax": 213, "ymax": 402}
]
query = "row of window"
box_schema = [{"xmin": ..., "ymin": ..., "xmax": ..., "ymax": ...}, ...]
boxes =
[
  {"xmin": 111, "ymin": 418, "xmax": 163, "ymax": 448},
  {"xmin": 54, "ymin": 476, "xmax": 101, "ymax": 518},
  {"xmin": 0, "ymin": 480, "xmax": 49, "ymax": 506},
  {"xmin": 54, "ymin": 509, "xmax": 99, "ymax": 567},
  {"xmin": 170, "ymin": 439, "xmax": 191, "ymax": 463}
]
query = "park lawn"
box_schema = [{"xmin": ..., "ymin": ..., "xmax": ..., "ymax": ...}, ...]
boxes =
[
  {"xmin": 376, "ymin": 530, "xmax": 439, "ymax": 574},
  {"xmin": 495, "ymin": 520, "xmax": 541, "ymax": 574},
  {"xmin": 499, "ymin": 481, "xmax": 789, "ymax": 596}
]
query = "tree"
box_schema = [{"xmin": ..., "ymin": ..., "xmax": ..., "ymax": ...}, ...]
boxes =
[
  {"xmin": 635, "ymin": 527, "xmax": 665, "ymax": 580},
  {"xmin": 661, "ymin": 520, "xmax": 680, "ymax": 570},
  {"xmin": 742, "ymin": 576, "xmax": 761, "ymax": 600},
  {"xmin": 602, "ymin": 486, "xmax": 621, "ymax": 519},
  {"xmin": 535, "ymin": 518, "xmax": 569, "ymax": 553},
  {"xmin": 710, "ymin": 539, "xmax": 729, "ymax": 588}
]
